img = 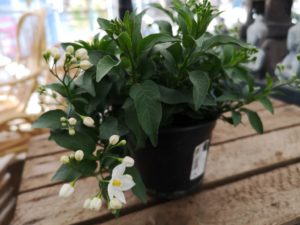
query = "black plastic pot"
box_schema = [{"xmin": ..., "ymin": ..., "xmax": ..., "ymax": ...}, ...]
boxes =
[{"xmin": 134, "ymin": 120, "xmax": 216, "ymax": 199}]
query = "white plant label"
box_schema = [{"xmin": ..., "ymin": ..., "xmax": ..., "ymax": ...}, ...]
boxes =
[{"xmin": 190, "ymin": 139, "xmax": 210, "ymax": 180}]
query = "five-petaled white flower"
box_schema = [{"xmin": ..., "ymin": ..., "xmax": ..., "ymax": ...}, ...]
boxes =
[
  {"xmin": 108, "ymin": 164, "xmax": 135, "ymax": 204},
  {"xmin": 59, "ymin": 183, "xmax": 74, "ymax": 198},
  {"xmin": 83, "ymin": 116, "xmax": 95, "ymax": 127}
]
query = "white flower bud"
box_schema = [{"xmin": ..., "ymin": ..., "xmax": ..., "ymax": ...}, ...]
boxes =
[
  {"xmin": 50, "ymin": 47, "xmax": 60, "ymax": 60},
  {"xmin": 74, "ymin": 150, "xmax": 84, "ymax": 161},
  {"xmin": 60, "ymin": 117, "xmax": 67, "ymax": 122},
  {"xmin": 68, "ymin": 117, "xmax": 77, "ymax": 126},
  {"xmin": 79, "ymin": 60, "xmax": 93, "ymax": 70},
  {"xmin": 83, "ymin": 116, "xmax": 95, "ymax": 127},
  {"xmin": 69, "ymin": 152, "xmax": 75, "ymax": 159},
  {"xmin": 60, "ymin": 155, "xmax": 69, "ymax": 164},
  {"xmin": 66, "ymin": 45, "xmax": 74, "ymax": 54},
  {"xmin": 75, "ymin": 48, "xmax": 89, "ymax": 60},
  {"xmin": 122, "ymin": 156, "xmax": 134, "ymax": 167},
  {"xmin": 109, "ymin": 135, "xmax": 120, "ymax": 145},
  {"xmin": 59, "ymin": 183, "xmax": 74, "ymax": 198},
  {"xmin": 109, "ymin": 198, "xmax": 122, "ymax": 210},
  {"xmin": 90, "ymin": 197, "xmax": 102, "ymax": 211},
  {"xmin": 69, "ymin": 128, "xmax": 75, "ymax": 136},
  {"xmin": 83, "ymin": 198, "xmax": 92, "ymax": 209}
]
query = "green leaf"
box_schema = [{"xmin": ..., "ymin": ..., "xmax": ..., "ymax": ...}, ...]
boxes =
[
  {"xmin": 75, "ymin": 69, "xmax": 96, "ymax": 96},
  {"xmin": 96, "ymin": 55, "xmax": 119, "ymax": 82},
  {"xmin": 231, "ymin": 111, "xmax": 241, "ymax": 127},
  {"xmin": 243, "ymin": 109, "xmax": 264, "ymax": 134},
  {"xmin": 259, "ymin": 97, "xmax": 274, "ymax": 114},
  {"xmin": 52, "ymin": 164, "xmax": 81, "ymax": 182},
  {"xmin": 32, "ymin": 110, "xmax": 66, "ymax": 129},
  {"xmin": 97, "ymin": 18, "xmax": 112, "ymax": 31},
  {"xmin": 126, "ymin": 166, "xmax": 147, "ymax": 203},
  {"xmin": 117, "ymin": 32, "xmax": 132, "ymax": 52},
  {"xmin": 150, "ymin": 3, "xmax": 174, "ymax": 21},
  {"xmin": 50, "ymin": 130, "xmax": 96, "ymax": 153},
  {"xmin": 99, "ymin": 117, "xmax": 128, "ymax": 140},
  {"xmin": 129, "ymin": 81, "xmax": 162, "ymax": 146},
  {"xmin": 201, "ymin": 35, "xmax": 248, "ymax": 51},
  {"xmin": 158, "ymin": 85, "xmax": 192, "ymax": 104},
  {"xmin": 188, "ymin": 71, "xmax": 210, "ymax": 110},
  {"xmin": 45, "ymin": 83, "xmax": 67, "ymax": 97},
  {"xmin": 138, "ymin": 33, "xmax": 178, "ymax": 55}
]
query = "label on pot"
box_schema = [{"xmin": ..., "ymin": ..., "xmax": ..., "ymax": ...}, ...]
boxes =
[{"xmin": 190, "ymin": 139, "xmax": 210, "ymax": 180}]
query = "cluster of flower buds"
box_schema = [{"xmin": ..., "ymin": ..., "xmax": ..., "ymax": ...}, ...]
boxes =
[
  {"xmin": 60, "ymin": 150, "xmax": 85, "ymax": 164},
  {"xmin": 58, "ymin": 135, "xmax": 136, "ymax": 214},
  {"xmin": 60, "ymin": 117, "xmax": 78, "ymax": 135}
]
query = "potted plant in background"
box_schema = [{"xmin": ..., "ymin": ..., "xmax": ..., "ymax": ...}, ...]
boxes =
[{"xmin": 33, "ymin": 0, "xmax": 299, "ymax": 213}]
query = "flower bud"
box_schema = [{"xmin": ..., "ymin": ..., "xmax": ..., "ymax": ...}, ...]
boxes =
[
  {"xmin": 83, "ymin": 198, "xmax": 92, "ymax": 209},
  {"xmin": 74, "ymin": 150, "xmax": 84, "ymax": 161},
  {"xmin": 118, "ymin": 140, "xmax": 127, "ymax": 146},
  {"xmin": 60, "ymin": 155, "xmax": 69, "ymax": 164},
  {"xmin": 69, "ymin": 128, "xmax": 75, "ymax": 136},
  {"xmin": 60, "ymin": 117, "xmax": 67, "ymax": 122},
  {"xmin": 69, "ymin": 152, "xmax": 75, "ymax": 159},
  {"xmin": 66, "ymin": 45, "xmax": 74, "ymax": 54},
  {"xmin": 109, "ymin": 198, "xmax": 122, "ymax": 210},
  {"xmin": 90, "ymin": 197, "xmax": 102, "ymax": 211},
  {"xmin": 109, "ymin": 135, "xmax": 120, "ymax": 145},
  {"xmin": 83, "ymin": 116, "xmax": 95, "ymax": 127},
  {"xmin": 59, "ymin": 183, "xmax": 74, "ymax": 198},
  {"xmin": 122, "ymin": 156, "xmax": 134, "ymax": 167},
  {"xmin": 79, "ymin": 60, "xmax": 93, "ymax": 70},
  {"xmin": 75, "ymin": 48, "xmax": 89, "ymax": 60},
  {"xmin": 50, "ymin": 47, "xmax": 60, "ymax": 60},
  {"xmin": 68, "ymin": 117, "xmax": 77, "ymax": 126}
]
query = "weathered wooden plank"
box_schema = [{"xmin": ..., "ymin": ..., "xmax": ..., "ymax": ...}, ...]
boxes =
[
  {"xmin": 12, "ymin": 124, "xmax": 300, "ymax": 225},
  {"xmin": 19, "ymin": 152, "xmax": 66, "ymax": 193},
  {"xmin": 27, "ymin": 133, "xmax": 66, "ymax": 159},
  {"xmin": 212, "ymin": 104, "xmax": 300, "ymax": 144},
  {"xmin": 102, "ymin": 163, "xmax": 300, "ymax": 225}
]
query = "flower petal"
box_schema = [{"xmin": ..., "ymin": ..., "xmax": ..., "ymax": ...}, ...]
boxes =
[
  {"xmin": 113, "ymin": 189, "xmax": 126, "ymax": 204},
  {"xmin": 108, "ymin": 182, "xmax": 114, "ymax": 200},
  {"xmin": 112, "ymin": 164, "xmax": 126, "ymax": 178},
  {"xmin": 120, "ymin": 176, "xmax": 135, "ymax": 191}
]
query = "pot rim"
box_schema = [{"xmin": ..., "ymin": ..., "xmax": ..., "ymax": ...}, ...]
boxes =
[{"xmin": 159, "ymin": 119, "xmax": 217, "ymax": 134}]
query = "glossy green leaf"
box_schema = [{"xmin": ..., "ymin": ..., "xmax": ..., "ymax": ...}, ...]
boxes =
[
  {"xmin": 96, "ymin": 55, "xmax": 119, "ymax": 82},
  {"xmin": 126, "ymin": 166, "xmax": 147, "ymax": 203},
  {"xmin": 32, "ymin": 110, "xmax": 66, "ymax": 129},
  {"xmin": 259, "ymin": 97, "xmax": 274, "ymax": 114},
  {"xmin": 188, "ymin": 71, "xmax": 210, "ymax": 110}
]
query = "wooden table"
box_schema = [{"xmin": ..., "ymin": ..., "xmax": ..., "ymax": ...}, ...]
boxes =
[{"xmin": 12, "ymin": 99, "xmax": 300, "ymax": 225}]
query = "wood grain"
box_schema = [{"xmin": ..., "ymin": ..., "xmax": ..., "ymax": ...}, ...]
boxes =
[
  {"xmin": 212, "ymin": 105, "xmax": 300, "ymax": 144},
  {"xmin": 102, "ymin": 163, "xmax": 300, "ymax": 225},
  {"xmin": 12, "ymin": 124, "xmax": 300, "ymax": 225}
]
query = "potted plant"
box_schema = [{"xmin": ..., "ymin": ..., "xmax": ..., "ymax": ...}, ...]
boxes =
[{"xmin": 33, "ymin": 0, "xmax": 298, "ymax": 213}]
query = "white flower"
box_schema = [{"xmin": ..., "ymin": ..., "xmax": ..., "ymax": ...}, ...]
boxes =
[
  {"xmin": 75, "ymin": 48, "xmax": 89, "ymax": 60},
  {"xmin": 109, "ymin": 135, "xmax": 120, "ymax": 145},
  {"xmin": 83, "ymin": 198, "xmax": 92, "ymax": 209},
  {"xmin": 122, "ymin": 156, "xmax": 134, "ymax": 167},
  {"xmin": 83, "ymin": 116, "xmax": 95, "ymax": 127},
  {"xmin": 109, "ymin": 198, "xmax": 123, "ymax": 210},
  {"xmin": 108, "ymin": 164, "xmax": 135, "ymax": 204},
  {"xmin": 74, "ymin": 150, "xmax": 84, "ymax": 161},
  {"xmin": 50, "ymin": 47, "xmax": 60, "ymax": 60},
  {"xmin": 60, "ymin": 155, "xmax": 69, "ymax": 164},
  {"xmin": 69, "ymin": 128, "xmax": 75, "ymax": 136},
  {"xmin": 59, "ymin": 183, "xmax": 74, "ymax": 198},
  {"xmin": 79, "ymin": 60, "xmax": 93, "ymax": 70},
  {"xmin": 68, "ymin": 117, "xmax": 77, "ymax": 126},
  {"xmin": 66, "ymin": 45, "xmax": 74, "ymax": 54},
  {"xmin": 90, "ymin": 197, "xmax": 102, "ymax": 211}
]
